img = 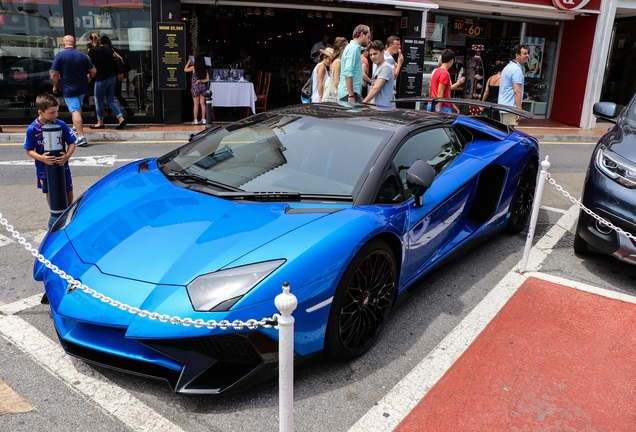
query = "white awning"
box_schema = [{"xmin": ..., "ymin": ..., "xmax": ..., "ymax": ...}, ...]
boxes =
[
  {"xmin": 199, "ymin": 1, "xmax": 437, "ymax": 16},
  {"xmin": 339, "ymin": 0, "xmax": 438, "ymax": 11}
]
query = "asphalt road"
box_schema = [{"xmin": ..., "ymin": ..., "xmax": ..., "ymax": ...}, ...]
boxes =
[{"xmin": 1, "ymin": 139, "xmax": 634, "ymax": 432}]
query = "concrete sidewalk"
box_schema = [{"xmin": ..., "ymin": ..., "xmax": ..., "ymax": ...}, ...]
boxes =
[{"xmin": 0, "ymin": 118, "xmax": 610, "ymax": 144}]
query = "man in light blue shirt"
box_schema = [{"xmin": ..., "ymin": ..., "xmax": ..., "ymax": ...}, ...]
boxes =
[
  {"xmin": 338, "ymin": 24, "xmax": 371, "ymax": 102},
  {"xmin": 498, "ymin": 44, "xmax": 529, "ymax": 126}
]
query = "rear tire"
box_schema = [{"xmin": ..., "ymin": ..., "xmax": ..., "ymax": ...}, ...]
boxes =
[
  {"xmin": 507, "ymin": 159, "xmax": 538, "ymax": 234},
  {"xmin": 325, "ymin": 240, "xmax": 397, "ymax": 361}
]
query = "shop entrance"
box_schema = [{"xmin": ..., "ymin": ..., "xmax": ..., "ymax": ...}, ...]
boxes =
[{"xmin": 180, "ymin": 4, "xmax": 401, "ymax": 119}]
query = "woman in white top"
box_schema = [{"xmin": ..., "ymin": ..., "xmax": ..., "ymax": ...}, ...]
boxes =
[{"xmin": 311, "ymin": 47, "xmax": 333, "ymax": 102}]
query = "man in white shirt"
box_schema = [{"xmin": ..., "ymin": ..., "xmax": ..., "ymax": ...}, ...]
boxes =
[
  {"xmin": 310, "ymin": 35, "xmax": 331, "ymax": 63},
  {"xmin": 383, "ymin": 35, "xmax": 404, "ymax": 81}
]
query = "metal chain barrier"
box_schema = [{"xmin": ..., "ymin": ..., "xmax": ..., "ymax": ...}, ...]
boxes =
[
  {"xmin": 521, "ymin": 156, "xmax": 635, "ymax": 272},
  {"xmin": 547, "ymin": 175, "xmax": 636, "ymax": 242},
  {"xmin": 0, "ymin": 211, "xmax": 279, "ymax": 330}
]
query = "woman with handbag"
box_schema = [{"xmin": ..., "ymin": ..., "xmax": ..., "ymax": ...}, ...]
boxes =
[
  {"xmin": 87, "ymin": 32, "xmax": 127, "ymax": 129},
  {"xmin": 322, "ymin": 37, "xmax": 348, "ymax": 102},
  {"xmin": 307, "ymin": 47, "xmax": 333, "ymax": 102},
  {"xmin": 100, "ymin": 35, "xmax": 135, "ymax": 117}
]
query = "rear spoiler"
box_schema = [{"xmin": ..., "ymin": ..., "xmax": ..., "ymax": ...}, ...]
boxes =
[{"xmin": 394, "ymin": 98, "xmax": 534, "ymax": 119}]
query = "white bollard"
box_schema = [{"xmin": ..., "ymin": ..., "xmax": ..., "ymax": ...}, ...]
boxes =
[
  {"xmin": 520, "ymin": 156, "xmax": 551, "ymax": 272},
  {"xmin": 274, "ymin": 282, "xmax": 297, "ymax": 432}
]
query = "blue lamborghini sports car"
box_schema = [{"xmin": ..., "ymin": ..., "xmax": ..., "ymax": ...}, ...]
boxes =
[{"xmin": 35, "ymin": 103, "xmax": 539, "ymax": 394}]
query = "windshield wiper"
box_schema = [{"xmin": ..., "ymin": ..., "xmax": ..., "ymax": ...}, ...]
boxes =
[
  {"xmin": 214, "ymin": 192, "xmax": 353, "ymax": 202},
  {"xmin": 215, "ymin": 191, "xmax": 302, "ymax": 201},
  {"xmin": 165, "ymin": 170, "xmax": 242, "ymax": 191}
]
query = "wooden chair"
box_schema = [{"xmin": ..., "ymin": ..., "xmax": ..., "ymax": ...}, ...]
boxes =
[
  {"xmin": 255, "ymin": 72, "xmax": 272, "ymax": 113},
  {"xmin": 254, "ymin": 70, "xmax": 264, "ymax": 95}
]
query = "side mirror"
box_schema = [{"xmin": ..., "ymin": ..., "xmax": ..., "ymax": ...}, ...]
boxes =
[
  {"xmin": 593, "ymin": 101, "xmax": 618, "ymax": 124},
  {"xmin": 406, "ymin": 160, "xmax": 435, "ymax": 208}
]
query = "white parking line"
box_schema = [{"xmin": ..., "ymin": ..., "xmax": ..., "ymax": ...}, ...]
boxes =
[
  {"xmin": 349, "ymin": 206, "xmax": 580, "ymax": 432},
  {"xmin": 0, "ymin": 309, "xmax": 184, "ymax": 431},
  {"xmin": 0, "ymin": 233, "xmax": 13, "ymax": 248}
]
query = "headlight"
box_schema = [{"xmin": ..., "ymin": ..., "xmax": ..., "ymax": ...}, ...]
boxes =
[
  {"xmin": 595, "ymin": 148, "xmax": 636, "ymax": 189},
  {"xmin": 187, "ymin": 260, "xmax": 285, "ymax": 312},
  {"xmin": 49, "ymin": 193, "xmax": 85, "ymax": 233}
]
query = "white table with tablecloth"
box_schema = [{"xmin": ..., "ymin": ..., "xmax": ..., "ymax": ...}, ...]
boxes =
[{"xmin": 209, "ymin": 81, "xmax": 257, "ymax": 114}]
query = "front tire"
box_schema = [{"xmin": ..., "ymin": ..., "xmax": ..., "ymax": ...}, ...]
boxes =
[
  {"xmin": 325, "ymin": 240, "xmax": 397, "ymax": 360},
  {"xmin": 507, "ymin": 160, "xmax": 538, "ymax": 234},
  {"xmin": 573, "ymin": 214, "xmax": 589, "ymax": 254}
]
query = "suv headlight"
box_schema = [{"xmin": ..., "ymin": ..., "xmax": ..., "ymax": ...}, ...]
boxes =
[
  {"xmin": 186, "ymin": 260, "xmax": 285, "ymax": 312},
  {"xmin": 595, "ymin": 148, "xmax": 636, "ymax": 189}
]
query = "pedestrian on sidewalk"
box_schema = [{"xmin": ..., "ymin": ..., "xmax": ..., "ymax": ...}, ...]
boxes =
[
  {"xmin": 87, "ymin": 32, "xmax": 128, "ymax": 130},
  {"xmin": 338, "ymin": 24, "xmax": 371, "ymax": 103},
  {"xmin": 184, "ymin": 53, "xmax": 210, "ymax": 125},
  {"xmin": 24, "ymin": 93, "xmax": 76, "ymax": 217},
  {"xmin": 481, "ymin": 60, "xmax": 507, "ymax": 121},
  {"xmin": 362, "ymin": 40, "xmax": 395, "ymax": 108},
  {"xmin": 498, "ymin": 44, "xmax": 529, "ymax": 126},
  {"xmin": 100, "ymin": 35, "xmax": 135, "ymax": 118},
  {"xmin": 428, "ymin": 48, "xmax": 465, "ymax": 113},
  {"xmin": 50, "ymin": 34, "xmax": 96, "ymax": 146}
]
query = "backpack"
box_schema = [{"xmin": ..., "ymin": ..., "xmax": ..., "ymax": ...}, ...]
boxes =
[{"xmin": 300, "ymin": 76, "xmax": 313, "ymax": 103}]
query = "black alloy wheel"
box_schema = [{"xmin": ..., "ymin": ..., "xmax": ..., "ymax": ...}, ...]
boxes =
[
  {"xmin": 507, "ymin": 160, "xmax": 538, "ymax": 234},
  {"xmin": 325, "ymin": 240, "xmax": 397, "ymax": 360}
]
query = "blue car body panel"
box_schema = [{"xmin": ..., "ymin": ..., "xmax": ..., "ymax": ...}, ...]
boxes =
[{"xmin": 34, "ymin": 105, "xmax": 539, "ymax": 393}]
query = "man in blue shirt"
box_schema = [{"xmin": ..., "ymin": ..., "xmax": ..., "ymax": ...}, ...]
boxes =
[
  {"xmin": 338, "ymin": 24, "xmax": 371, "ymax": 102},
  {"xmin": 51, "ymin": 35, "xmax": 96, "ymax": 146},
  {"xmin": 498, "ymin": 44, "xmax": 529, "ymax": 126}
]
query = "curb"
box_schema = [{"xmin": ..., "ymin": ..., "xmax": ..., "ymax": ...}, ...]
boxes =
[
  {"xmin": 0, "ymin": 132, "xmax": 602, "ymax": 144},
  {"xmin": 0, "ymin": 129, "xmax": 199, "ymax": 144}
]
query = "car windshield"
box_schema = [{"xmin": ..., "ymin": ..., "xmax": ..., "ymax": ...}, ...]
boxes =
[{"xmin": 159, "ymin": 114, "xmax": 393, "ymax": 198}]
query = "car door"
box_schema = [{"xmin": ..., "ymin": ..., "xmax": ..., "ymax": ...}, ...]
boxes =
[{"xmin": 394, "ymin": 126, "xmax": 479, "ymax": 284}]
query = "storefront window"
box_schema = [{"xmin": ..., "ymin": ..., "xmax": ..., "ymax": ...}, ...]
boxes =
[
  {"xmin": 0, "ymin": 1, "xmax": 62, "ymax": 119},
  {"xmin": 423, "ymin": 13, "xmax": 557, "ymax": 118},
  {"xmin": 74, "ymin": 0, "xmax": 152, "ymax": 117},
  {"xmin": 0, "ymin": 0, "xmax": 151, "ymax": 122}
]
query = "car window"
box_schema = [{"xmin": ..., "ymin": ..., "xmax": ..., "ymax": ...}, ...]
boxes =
[
  {"xmin": 160, "ymin": 115, "xmax": 393, "ymax": 198},
  {"xmin": 392, "ymin": 128, "xmax": 461, "ymax": 195}
]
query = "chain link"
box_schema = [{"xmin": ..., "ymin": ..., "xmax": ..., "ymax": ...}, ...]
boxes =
[
  {"xmin": 547, "ymin": 175, "xmax": 636, "ymax": 241},
  {"xmin": 0, "ymin": 212, "xmax": 279, "ymax": 330}
]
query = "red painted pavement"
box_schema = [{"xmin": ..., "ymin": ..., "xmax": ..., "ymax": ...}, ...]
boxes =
[{"xmin": 396, "ymin": 277, "xmax": 636, "ymax": 431}]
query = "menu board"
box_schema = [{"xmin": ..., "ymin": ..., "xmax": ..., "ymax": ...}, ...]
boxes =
[
  {"xmin": 398, "ymin": 37, "xmax": 426, "ymax": 98},
  {"xmin": 157, "ymin": 22, "xmax": 186, "ymax": 90}
]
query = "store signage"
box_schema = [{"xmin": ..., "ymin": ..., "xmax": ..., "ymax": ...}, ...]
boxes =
[
  {"xmin": 551, "ymin": 0, "xmax": 591, "ymax": 10},
  {"xmin": 157, "ymin": 22, "xmax": 186, "ymax": 90},
  {"xmin": 398, "ymin": 37, "xmax": 425, "ymax": 98},
  {"xmin": 449, "ymin": 17, "xmax": 486, "ymax": 39},
  {"xmin": 503, "ymin": 0, "xmax": 600, "ymax": 11}
]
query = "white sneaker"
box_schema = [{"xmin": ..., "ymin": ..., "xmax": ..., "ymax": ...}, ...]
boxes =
[
  {"xmin": 192, "ymin": 119, "xmax": 199, "ymax": 125},
  {"xmin": 202, "ymin": 119, "xmax": 207, "ymax": 125}
]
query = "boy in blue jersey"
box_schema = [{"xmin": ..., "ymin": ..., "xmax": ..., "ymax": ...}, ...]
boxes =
[{"xmin": 24, "ymin": 93, "xmax": 77, "ymax": 209}]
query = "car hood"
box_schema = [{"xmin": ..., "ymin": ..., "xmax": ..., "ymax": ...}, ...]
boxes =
[{"xmin": 65, "ymin": 163, "xmax": 332, "ymax": 285}]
